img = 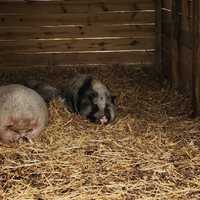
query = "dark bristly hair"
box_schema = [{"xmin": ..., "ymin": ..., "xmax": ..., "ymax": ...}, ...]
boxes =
[{"xmin": 76, "ymin": 76, "xmax": 100, "ymax": 122}]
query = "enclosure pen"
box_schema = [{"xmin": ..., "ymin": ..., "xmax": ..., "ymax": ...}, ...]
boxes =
[{"xmin": 0, "ymin": 0, "xmax": 200, "ymax": 200}]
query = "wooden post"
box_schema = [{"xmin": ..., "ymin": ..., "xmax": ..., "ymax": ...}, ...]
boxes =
[
  {"xmin": 171, "ymin": 0, "xmax": 181, "ymax": 89},
  {"xmin": 192, "ymin": 0, "xmax": 200, "ymax": 115},
  {"xmin": 156, "ymin": 0, "xmax": 162, "ymax": 74}
]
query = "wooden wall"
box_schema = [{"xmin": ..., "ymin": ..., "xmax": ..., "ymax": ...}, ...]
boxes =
[
  {"xmin": 162, "ymin": 0, "xmax": 193, "ymax": 90},
  {"xmin": 0, "ymin": 0, "xmax": 156, "ymax": 68},
  {"xmin": 162, "ymin": 0, "xmax": 200, "ymax": 114}
]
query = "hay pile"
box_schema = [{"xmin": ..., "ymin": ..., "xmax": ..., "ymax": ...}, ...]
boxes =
[{"xmin": 0, "ymin": 66, "xmax": 200, "ymax": 200}]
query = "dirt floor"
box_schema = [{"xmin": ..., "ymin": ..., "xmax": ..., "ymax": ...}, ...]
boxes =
[{"xmin": 0, "ymin": 65, "xmax": 200, "ymax": 200}]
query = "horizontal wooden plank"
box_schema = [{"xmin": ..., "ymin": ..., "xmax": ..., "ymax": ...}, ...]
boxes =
[
  {"xmin": 0, "ymin": 2, "xmax": 155, "ymax": 14},
  {"xmin": 0, "ymin": 37, "xmax": 155, "ymax": 53},
  {"xmin": 0, "ymin": 0, "xmax": 155, "ymax": 3},
  {"xmin": 0, "ymin": 24, "xmax": 155, "ymax": 40},
  {"xmin": 0, "ymin": 12, "xmax": 155, "ymax": 26},
  {"xmin": 0, "ymin": 50, "xmax": 155, "ymax": 67}
]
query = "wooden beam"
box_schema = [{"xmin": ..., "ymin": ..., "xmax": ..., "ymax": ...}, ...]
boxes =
[
  {"xmin": 192, "ymin": 0, "xmax": 200, "ymax": 115},
  {"xmin": 171, "ymin": 0, "xmax": 181, "ymax": 88},
  {"xmin": 155, "ymin": 0, "xmax": 162, "ymax": 73}
]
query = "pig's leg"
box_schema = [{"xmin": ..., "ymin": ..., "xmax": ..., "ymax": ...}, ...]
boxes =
[
  {"xmin": 0, "ymin": 127, "xmax": 20, "ymax": 144},
  {"xmin": 25, "ymin": 121, "xmax": 46, "ymax": 141}
]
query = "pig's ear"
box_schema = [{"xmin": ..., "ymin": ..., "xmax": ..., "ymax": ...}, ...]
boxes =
[{"xmin": 111, "ymin": 95, "xmax": 117, "ymax": 104}]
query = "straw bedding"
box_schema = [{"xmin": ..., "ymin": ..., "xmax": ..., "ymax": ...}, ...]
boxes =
[{"xmin": 0, "ymin": 65, "xmax": 200, "ymax": 200}]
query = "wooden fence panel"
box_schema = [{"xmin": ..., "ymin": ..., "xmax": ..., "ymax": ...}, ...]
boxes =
[
  {"xmin": 0, "ymin": 0, "xmax": 156, "ymax": 68},
  {"xmin": 162, "ymin": 0, "xmax": 193, "ymax": 90},
  {"xmin": 162, "ymin": 0, "xmax": 200, "ymax": 115}
]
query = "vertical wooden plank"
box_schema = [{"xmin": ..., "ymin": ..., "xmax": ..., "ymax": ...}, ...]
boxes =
[
  {"xmin": 156, "ymin": 0, "xmax": 162, "ymax": 74},
  {"xmin": 171, "ymin": 0, "xmax": 181, "ymax": 88},
  {"xmin": 192, "ymin": 0, "xmax": 200, "ymax": 115}
]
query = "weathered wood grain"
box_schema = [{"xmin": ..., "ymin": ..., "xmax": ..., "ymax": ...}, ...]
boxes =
[
  {"xmin": 162, "ymin": 9, "xmax": 192, "ymax": 33},
  {"xmin": 0, "ymin": 12, "xmax": 155, "ymax": 26},
  {"xmin": 0, "ymin": 24, "xmax": 155, "ymax": 40},
  {"xmin": 0, "ymin": 1, "xmax": 155, "ymax": 14},
  {"xmin": 0, "ymin": 0, "xmax": 156, "ymax": 67},
  {"xmin": 0, "ymin": 37, "xmax": 155, "ymax": 53},
  {"xmin": 162, "ymin": 0, "xmax": 193, "ymax": 91},
  {"xmin": 0, "ymin": 50, "xmax": 155, "ymax": 68},
  {"xmin": 0, "ymin": 0, "xmax": 154, "ymax": 3},
  {"xmin": 192, "ymin": 0, "xmax": 200, "ymax": 114},
  {"xmin": 156, "ymin": 0, "xmax": 162, "ymax": 73},
  {"xmin": 171, "ymin": 0, "xmax": 181, "ymax": 89}
]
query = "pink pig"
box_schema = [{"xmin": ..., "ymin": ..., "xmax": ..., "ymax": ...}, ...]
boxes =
[{"xmin": 0, "ymin": 84, "xmax": 48, "ymax": 144}]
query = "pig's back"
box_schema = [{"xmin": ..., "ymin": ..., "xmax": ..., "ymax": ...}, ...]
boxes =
[{"xmin": 0, "ymin": 84, "xmax": 48, "ymax": 124}]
